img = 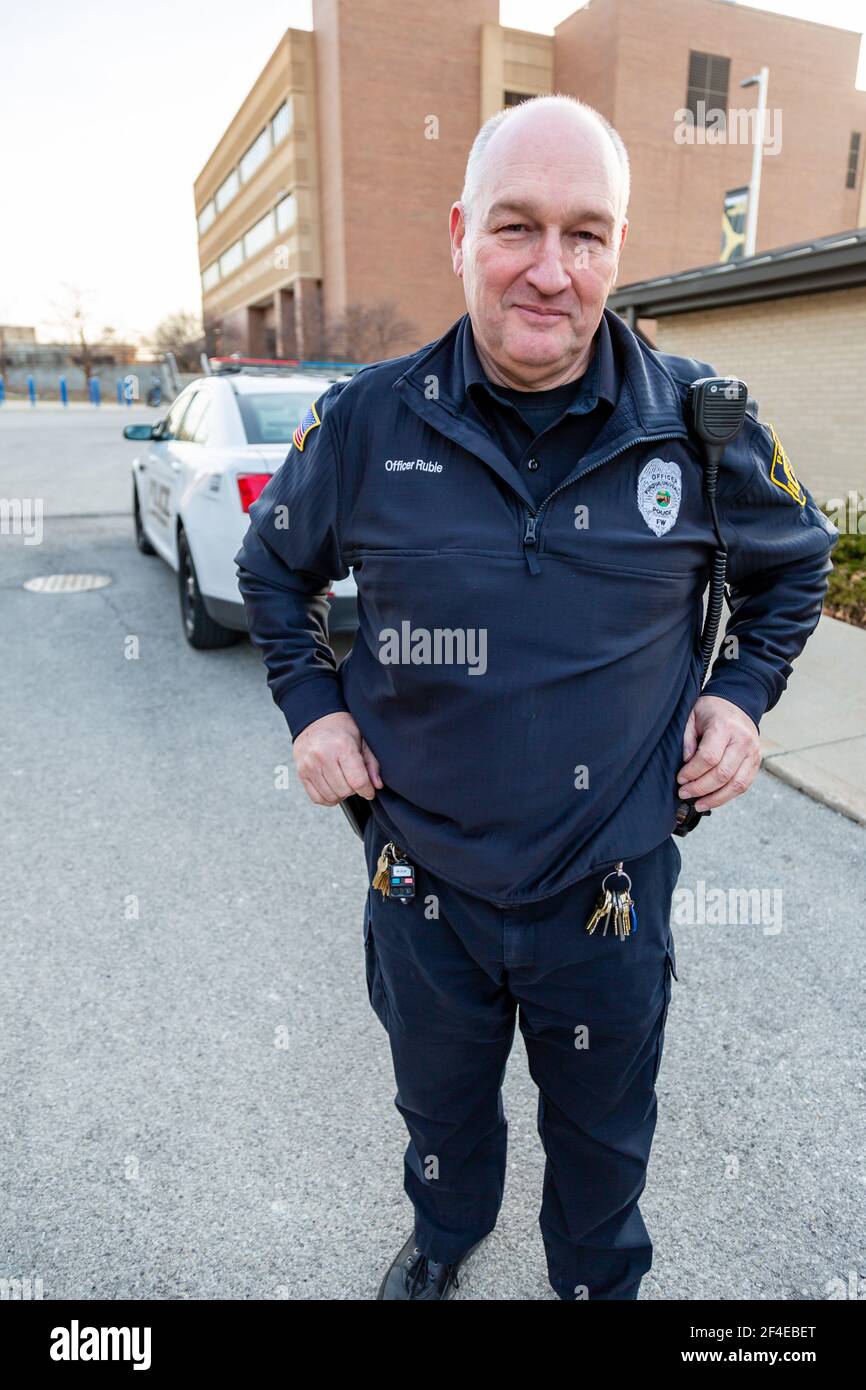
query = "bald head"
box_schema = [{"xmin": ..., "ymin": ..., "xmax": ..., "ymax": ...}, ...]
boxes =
[
  {"xmin": 461, "ymin": 96, "xmax": 630, "ymax": 233},
  {"xmin": 448, "ymin": 94, "xmax": 630, "ymax": 391}
]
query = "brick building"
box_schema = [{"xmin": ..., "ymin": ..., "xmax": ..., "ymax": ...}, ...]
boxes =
[
  {"xmin": 193, "ymin": 0, "xmax": 866, "ymax": 360},
  {"xmin": 609, "ymin": 227, "xmax": 866, "ymax": 506}
]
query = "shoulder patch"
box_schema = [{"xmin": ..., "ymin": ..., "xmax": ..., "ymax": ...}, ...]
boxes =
[
  {"xmin": 292, "ymin": 402, "xmax": 321, "ymax": 452},
  {"xmin": 767, "ymin": 424, "xmax": 805, "ymax": 505}
]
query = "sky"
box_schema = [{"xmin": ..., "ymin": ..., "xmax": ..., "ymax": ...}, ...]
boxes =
[{"xmin": 3, "ymin": 0, "xmax": 865, "ymax": 347}]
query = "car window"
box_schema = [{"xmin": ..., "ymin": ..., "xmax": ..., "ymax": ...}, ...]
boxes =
[
  {"xmin": 178, "ymin": 390, "xmax": 210, "ymax": 443},
  {"xmin": 163, "ymin": 391, "xmax": 194, "ymax": 439},
  {"xmin": 235, "ymin": 391, "xmax": 321, "ymax": 444},
  {"xmin": 192, "ymin": 400, "xmax": 211, "ymax": 444}
]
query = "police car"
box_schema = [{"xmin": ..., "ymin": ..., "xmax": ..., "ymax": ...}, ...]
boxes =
[{"xmin": 125, "ymin": 356, "xmax": 359, "ymax": 649}]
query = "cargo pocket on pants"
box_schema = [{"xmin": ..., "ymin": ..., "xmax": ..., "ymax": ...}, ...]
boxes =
[
  {"xmin": 652, "ymin": 937, "xmax": 677, "ymax": 1086},
  {"xmin": 363, "ymin": 894, "xmax": 389, "ymax": 1030}
]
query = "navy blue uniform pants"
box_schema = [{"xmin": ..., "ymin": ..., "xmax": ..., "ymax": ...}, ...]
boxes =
[{"xmin": 362, "ymin": 816, "xmax": 681, "ymax": 1301}]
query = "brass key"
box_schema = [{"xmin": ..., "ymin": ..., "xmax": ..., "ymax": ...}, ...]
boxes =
[
  {"xmin": 585, "ymin": 863, "xmax": 635, "ymax": 943},
  {"xmin": 372, "ymin": 840, "xmax": 409, "ymax": 898},
  {"xmin": 614, "ymin": 889, "xmax": 633, "ymax": 940},
  {"xmin": 585, "ymin": 888, "xmax": 613, "ymax": 935}
]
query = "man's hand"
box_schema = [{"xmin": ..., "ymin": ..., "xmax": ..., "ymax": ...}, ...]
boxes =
[
  {"xmin": 677, "ymin": 695, "xmax": 761, "ymax": 812},
  {"xmin": 292, "ymin": 711, "xmax": 383, "ymax": 806}
]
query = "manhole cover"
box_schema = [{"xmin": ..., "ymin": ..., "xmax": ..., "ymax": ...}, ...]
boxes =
[{"xmin": 23, "ymin": 574, "xmax": 113, "ymax": 593}]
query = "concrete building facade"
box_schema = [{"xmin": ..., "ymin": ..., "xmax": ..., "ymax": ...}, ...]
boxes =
[{"xmin": 193, "ymin": 0, "xmax": 866, "ymax": 359}]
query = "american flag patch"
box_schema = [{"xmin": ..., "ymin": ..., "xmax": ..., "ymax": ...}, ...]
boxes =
[{"xmin": 292, "ymin": 402, "xmax": 321, "ymax": 452}]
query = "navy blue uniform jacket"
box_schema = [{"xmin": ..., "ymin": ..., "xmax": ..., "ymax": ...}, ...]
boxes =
[{"xmin": 234, "ymin": 308, "xmax": 837, "ymax": 906}]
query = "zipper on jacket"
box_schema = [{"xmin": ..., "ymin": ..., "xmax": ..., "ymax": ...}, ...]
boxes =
[
  {"xmin": 523, "ymin": 514, "xmax": 540, "ymax": 574},
  {"xmin": 521, "ymin": 430, "xmax": 688, "ymax": 574}
]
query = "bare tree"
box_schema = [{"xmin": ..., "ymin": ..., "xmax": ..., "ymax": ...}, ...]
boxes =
[
  {"xmin": 212, "ymin": 316, "xmax": 246, "ymax": 358},
  {"xmin": 360, "ymin": 301, "xmax": 419, "ymax": 359},
  {"xmin": 325, "ymin": 301, "xmax": 417, "ymax": 362},
  {"xmin": 201, "ymin": 298, "xmax": 416, "ymax": 366},
  {"xmin": 48, "ymin": 285, "xmax": 101, "ymax": 383},
  {"xmin": 298, "ymin": 295, "xmax": 329, "ymax": 361},
  {"xmin": 148, "ymin": 311, "xmax": 206, "ymax": 371}
]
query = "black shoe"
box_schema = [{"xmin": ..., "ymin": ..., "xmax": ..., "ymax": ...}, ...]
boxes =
[{"xmin": 376, "ymin": 1231, "xmax": 486, "ymax": 1300}]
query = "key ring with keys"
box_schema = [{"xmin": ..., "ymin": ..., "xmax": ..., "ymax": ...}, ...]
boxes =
[
  {"xmin": 601, "ymin": 861, "xmax": 632, "ymax": 896},
  {"xmin": 584, "ymin": 860, "xmax": 638, "ymax": 940}
]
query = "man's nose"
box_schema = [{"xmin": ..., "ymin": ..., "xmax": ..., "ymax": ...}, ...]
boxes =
[{"xmin": 524, "ymin": 232, "xmax": 572, "ymax": 296}]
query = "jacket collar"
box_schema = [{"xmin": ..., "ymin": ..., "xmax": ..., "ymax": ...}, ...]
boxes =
[
  {"xmin": 460, "ymin": 311, "xmax": 620, "ymax": 416},
  {"xmin": 392, "ymin": 307, "xmax": 689, "ymax": 509}
]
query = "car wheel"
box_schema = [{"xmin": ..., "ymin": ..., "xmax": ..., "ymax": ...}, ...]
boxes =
[
  {"xmin": 177, "ymin": 528, "xmax": 240, "ymax": 650},
  {"xmin": 133, "ymin": 482, "xmax": 157, "ymax": 555}
]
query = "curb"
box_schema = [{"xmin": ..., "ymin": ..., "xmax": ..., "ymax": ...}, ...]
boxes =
[{"xmin": 761, "ymin": 751, "xmax": 866, "ymax": 828}]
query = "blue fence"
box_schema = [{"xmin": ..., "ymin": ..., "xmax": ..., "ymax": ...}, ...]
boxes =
[{"xmin": 0, "ymin": 371, "xmax": 163, "ymax": 406}]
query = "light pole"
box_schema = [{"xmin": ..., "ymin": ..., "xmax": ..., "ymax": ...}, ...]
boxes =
[{"xmin": 740, "ymin": 66, "xmax": 769, "ymax": 259}]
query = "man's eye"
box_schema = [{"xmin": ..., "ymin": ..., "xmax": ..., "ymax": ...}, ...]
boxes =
[
  {"xmin": 574, "ymin": 230, "xmax": 601, "ymax": 242},
  {"xmin": 498, "ymin": 223, "xmax": 530, "ymax": 233}
]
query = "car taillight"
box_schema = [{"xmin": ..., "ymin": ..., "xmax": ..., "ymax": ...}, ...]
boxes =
[{"xmin": 236, "ymin": 473, "xmax": 272, "ymax": 512}]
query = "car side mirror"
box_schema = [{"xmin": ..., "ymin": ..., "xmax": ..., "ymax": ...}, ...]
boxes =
[{"xmin": 123, "ymin": 423, "xmax": 156, "ymax": 440}]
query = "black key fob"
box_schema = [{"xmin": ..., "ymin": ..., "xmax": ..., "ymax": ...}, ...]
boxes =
[
  {"xmin": 388, "ymin": 862, "xmax": 416, "ymax": 902},
  {"xmin": 673, "ymin": 796, "xmax": 711, "ymax": 837}
]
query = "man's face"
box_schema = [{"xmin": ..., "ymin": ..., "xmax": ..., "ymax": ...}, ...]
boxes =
[{"xmin": 450, "ymin": 114, "xmax": 628, "ymax": 387}]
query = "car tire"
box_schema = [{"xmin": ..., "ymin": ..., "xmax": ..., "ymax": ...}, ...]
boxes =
[
  {"xmin": 133, "ymin": 482, "xmax": 157, "ymax": 555},
  {"xmin": 177, "ymin": 528, "xmax": 240, "ymax": 650}
]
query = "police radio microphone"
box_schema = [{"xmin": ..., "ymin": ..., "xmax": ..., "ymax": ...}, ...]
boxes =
[{"xmin": 673, "ymin": 376, "xmax": 749, "ymax": 837}]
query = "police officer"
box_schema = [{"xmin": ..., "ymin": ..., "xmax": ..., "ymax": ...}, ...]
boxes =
[{"xmin": 234, "ymin": 95, "xmax": 837, "ymax": 1300}]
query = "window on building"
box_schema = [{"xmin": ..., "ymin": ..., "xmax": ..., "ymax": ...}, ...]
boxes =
[
  {"xmin": 215, "ymin": 168, "xmax": 239, "ymax": 212},
  {"xmin": 686, "ymin": 51, "xmax": 730, "ymax": 126},
  {"xmin": 197, "ymin": 200, "xmax": 215, "ymax": 235},
  {"xmin": 271, "ymin": 99, "xmax": 293, "ymax": 144},
  {"xmin": 219, "ymin": 240, "xmax": 244, "ymax": 278},
  {"xmin": 201, "ymin": 262, "xmax": 220, "ymax": 291},
  {"xmin": 244, "ymin": 209, "xmax": 276, "ymax": 258},
  {"xmin": 503, "ymin": 91, "xmax": 532, "ymax": 107},
  {"xmin": 240, "ymin": 127, "xmax": 271, "ymax": 184},
  {"xmin": 275, "ymin": 194, "xmax": 297, "ymax": 232},
  {"xmin": 847, "ymin": 132, "xmax": 861, "ymax": 189}
]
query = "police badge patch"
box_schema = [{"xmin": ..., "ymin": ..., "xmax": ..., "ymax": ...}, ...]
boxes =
[{"xmin": 636, "ymin": 459, "xmax": 682, "ymax": 537}]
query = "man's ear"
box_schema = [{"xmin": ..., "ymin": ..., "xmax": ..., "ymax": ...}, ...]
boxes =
[
  {"xmin": 611, "ymin": 217, "xmax": 629, "ymax": 286},
  {"xmin": 449, "ymin": 202, "xmax": 466, "ymax": 278}
]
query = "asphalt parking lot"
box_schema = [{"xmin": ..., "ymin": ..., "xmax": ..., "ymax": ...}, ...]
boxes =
[{"xmin": 1, "ymin": 407, "xmax": 864, "ymax": 1300}]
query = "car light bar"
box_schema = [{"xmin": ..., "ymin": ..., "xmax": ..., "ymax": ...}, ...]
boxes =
[{"xmin": 203, "ymin": 353, "xmax": 364, "ymax": 377}]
